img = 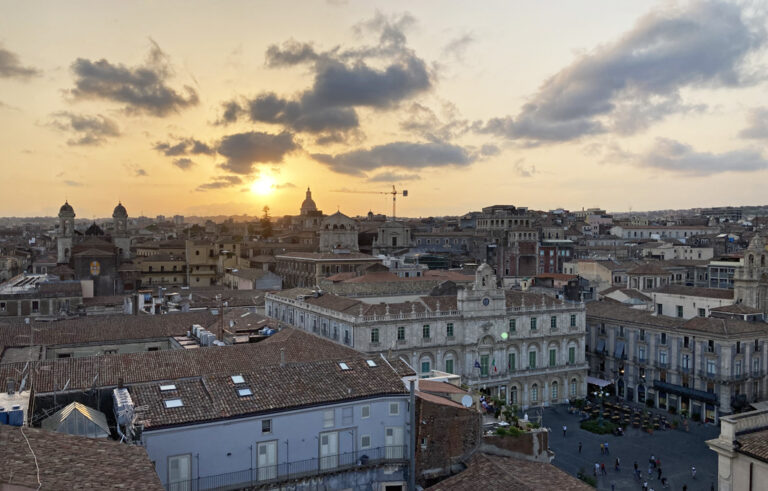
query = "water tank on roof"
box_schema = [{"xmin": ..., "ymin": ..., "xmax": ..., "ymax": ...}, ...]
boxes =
[{"xmin": 8, "ymin": 408, "xmax": 23, "ymax": 426}]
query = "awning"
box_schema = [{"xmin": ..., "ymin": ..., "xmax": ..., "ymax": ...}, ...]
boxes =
[
  {"xmin": 653, "ymin": 380, "xmax": 719, "ymax": 405},
  {"xmin": 587, "ymin": 376, "xmax": 612, "ymax": 388},
  {"xmin": 596, "ymin": 339, "xmax": 606, "ymax": 353},
  {"xmin": 615, "ymin": 341, "xmax": 625, "ymax": 359}
]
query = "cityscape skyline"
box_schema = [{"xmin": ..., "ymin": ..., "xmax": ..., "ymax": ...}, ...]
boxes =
[{"xmin": 2, "ymin": 1, "xmax": 768, "ymax": 219}]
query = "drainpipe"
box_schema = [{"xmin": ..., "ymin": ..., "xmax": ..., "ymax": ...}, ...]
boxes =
[{"xmin": 409, "ymin": 379, "xmax": 416, "ymax": 491}]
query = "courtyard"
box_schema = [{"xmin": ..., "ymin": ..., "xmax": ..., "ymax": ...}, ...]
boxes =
[{"xmin": 541, "ymin": 406, "xmax": 720, "ymax": 490}]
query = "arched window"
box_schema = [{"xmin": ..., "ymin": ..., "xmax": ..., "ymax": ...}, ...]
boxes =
[
  {"xmin": 750, "ymin": 255, "xmax": 754, "ymax": 265},
  {"xmin": 510, "ymin": 386, "xmax": 518, "ymax": 405},
  {"xmin": 531, "ymin": 383, "xmax": 538, "ymax": 402},
  {"xmin": 570, "ymin": 378, "xmax": 577, "ymax": 397},
  {"xmin": 551, "ymin": 381, "xmax": 558, "ymax": 401}
]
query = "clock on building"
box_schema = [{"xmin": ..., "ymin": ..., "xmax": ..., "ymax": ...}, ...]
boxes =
[{"xmin": 482, "ymin": 297, "xmax": 490, "ymax": 306}]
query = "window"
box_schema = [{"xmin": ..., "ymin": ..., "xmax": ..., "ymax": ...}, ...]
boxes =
[
  {"xmin": 550, "ymin": 316, "xmax": 557, "ymax": 329},
  {"xmin": 323, "ymin": 410, "xmax": 334, "ymax": 428},
  {"xmin": 446, "ymin": 323, "xmax": 454, "ymax": 337},
  {"xmin": 549, "ymin": 349, "xmax": 556, "ymax": 367},
  {"xmin": 756, "ymin": 340, "xmax": 761, "ymax": 352},
  {"xmin": 568, "ymin": 347, "xmax": 576, "ymax": 365},
  {"xmin": 361, "ymin": 435, "xmax": 371, "ymax": 449},
  {"xmin": 342, "ymin": 407, "xmax": 353, "ymax": 425},
  {"xmin": 147, "ymin": 346, "xmax": 159, "ymax": 352},
  {"xmin": 508, "ymin": 353, "xmax": 515, "ymax": 372},
  {"xmin": 659, "ymin": 351, "xmax": 668, "ymax": 365},
  {"xmin": 31, "ymin": 301, "xmax": 39, "ymax": 313},
  {"xmin": 551, "ymin": 381, "xmax": 558, "ymax": 400},
  {"xmin": 510, "ymin": 386, "xmax": 518, "ymax": 404},
  {"xmin": 164, "ymin": 399, "xmax": 183, "ymax": 408},
  {"xmin": 397, "ymin": 326, "xmax": 405, "ymax": 341},
  {"xmin": 262, "ymin": 419, "xmax": 272, "ymax": 434},
  {"xmin": 698, "ymin": 308, "xmax": 706, "ymax": 317},
  {"xmin": 57, "ymin": 353, "xmax": 71, "ymax": 359},
  {"xmin": 389, "ymin": 402, "xmax": 400, "ymax": 416},
  {"xmin": 684, "ymin": 336, "xmax": 689, "ymax": 348},
  {"xmin": 422, "ymin": 325, "xmax": 430, "ymax": 339},
  {"xmin": 371, "ymin": 328, "xmax": 379, "ymax": 344},
  {"xmin": 570, "ymin": 314, "xmax": 576, "ymax": 327},
  {"xmin": 238, "ymin": 388, "xmax": 253, "ymax": 397},
  {"xmin": 529, "ymin": 351, "xmax": 536, "ymax": 369},
  {"xmin": 531, "ymin": 384, "xmax": 539, "ymax": 402},
  {"xmin": 619, "ymin": 325, "xmax": 625, "ymax": 338},
  {"xmin": 0, "ymin": 302, "xmax": 5, "ymax": 312},
  {"xmin": 231, "ymin": 375, "xmax": 245, "ymax": 384},
  {"xmin": 681, "ymin": 354, "xmax": 690, "ymax": 369},
  {"xmin": 531, "ymin": 318, "xmax": 537, "ymax": 331},
  {"xmin": 737, "ymin": 341, "xmax": 741, "ymax": 354},
  {"xmin": 339, "ymin": 362, "xmax": 350, "ymax": 370},
  {"xmin": 445, "ymin": 359, "xmax": 454, "ymax": 374},
  {"xmin": 480, "ymin": 355, "xmax": 489, "ymax": 376},
  {"xmin": 168, "ymin": 454, "xmax": 191, "ymax": 488},
  {"xmin": 570, "ymin": 378, "xmax": 577, "ymax": 397},
  {"xmin": 361, "ymin": 405, "xmax": 370, "ymax": 419},
  {"xmin": 675, "ymin": 305, "xmax": 683, "ymax": 318},
  {"xmin": 640, "ymin": 329, "xmax": 645, "ymax": 341},
  {"xmin": 509, "ymin": 319, "xmax": 516, "ymax": 332},
  {"xmin": 661, "ymin": 333, "xmax": 667, "ymax": 345},
  {"xmin": 754, "ymin": 358, "xmax": 760, "ymax": 374},
  {"xmin": 639, "ymin": 346, "xmax": 646, "ymax": 362},
  {"xmin": 735, "ymin": 361, "xmax": 742, "ymax": 376},
  {"xmin": 657, "ymin": 303, "xmax": 663, "ymax": 315},
  {"xmin": 708, "ymin": 340, "xmax": 715, "ymax": 352},
  {"xmin": 421, "ymin": 361, "xmax": 430, "ymax": 374},
  {"xmin": 160, "ymin": 384, "xmax": 177, "ymax": 392},
  {"xmin": 707, "ymin": 359, "xmax": 716, "ymax": 375}
]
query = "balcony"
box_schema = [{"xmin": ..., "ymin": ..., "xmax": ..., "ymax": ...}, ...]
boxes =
[
  {"xmin": 165, "ymin": 445, "xmax": 407, "ymax": 491},
  {"xmin": 697, "ymin": 369, "xmax": 718, "ymax": 380}
]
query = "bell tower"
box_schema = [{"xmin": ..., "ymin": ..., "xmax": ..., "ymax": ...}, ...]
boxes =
[
  {"xmin": 57, "ymin": 201, "xmax": 75, "ymax": 263},
  {"xmin": 112, "ymin": 202, "xmax": 131, "ymax": 260}
]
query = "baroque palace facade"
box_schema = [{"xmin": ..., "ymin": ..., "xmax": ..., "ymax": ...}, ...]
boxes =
[{"xmin": 266, "ymin": 263, "xmax": 588, "ymax": 409}]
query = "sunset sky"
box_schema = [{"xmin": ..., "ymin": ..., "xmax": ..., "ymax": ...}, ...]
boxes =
[{"xmin": 2, "ymin": 1, "xmax": 768, "ymax": 219}]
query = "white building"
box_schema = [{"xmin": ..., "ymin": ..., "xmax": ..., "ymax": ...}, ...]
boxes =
[{"xmin": 266, "ymin": 263, "xmax": 588, "ymax": 409}]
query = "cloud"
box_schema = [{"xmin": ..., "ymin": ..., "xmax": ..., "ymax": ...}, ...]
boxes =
[
  {"xmin": 135, "ymin": 168, "xmax": 148, "ymax": 177},
  {"xmin": 632, "ymin": 138, "xmax": 768, "ymax": 175},
  {"xmin": 441, "ymin": 33, "xmax": 474, "ymax": 61},
  {"xmin": 0, "ymin": 45, "xmax": 39, "ymax": 79},
  {"xmin": 172, "ymin": 158, "xmax": 195, "ymax": 170},
  {"xmin": 221, "ymin": 13, "xmax": 431, "ymax": 138},
  {"xmin": 69, "ymin": 41, "xmax": 199, "ymax": 116},
  {"xmin": 196, "ymin": 175, "xmax": 243, "ymax": 191},
  {"xmin": 739, "ymin": 107, "xmax": 768, "ymax": 139},
  {"xmin": 399, "ymin": 102, "xmax": 469, "ymax": 143},
  {"xmin": 512, "ymin": 158, "xmax": 536, "ymax": 177},
  {"xmin": 217, "ymin": 131, "xmax": 299, "ymax": 174},
  {"xmin": 154, "ymin": 137, "xmax": 215, "ymax": 156},
  {"xmin": 63, "ymin": 180, "xmax": 83, "ymax": 187},
  {"xmin": 368, "ymin": 171, "xmax": 421, "ymax": 182},
  {"xmin": 312, "ymin": 141, "xmax": 475, "ymax": 176},
  {"xmin": 49, "ymin": 111, "xmax": 120, "ymax": 146},
  {"xmin": 476, "ymin": 1, "xmax": 766, "ymax": 143},
  {"xmin": 275, "ymin": 182, "xmax": 297, "ymax": 189}
]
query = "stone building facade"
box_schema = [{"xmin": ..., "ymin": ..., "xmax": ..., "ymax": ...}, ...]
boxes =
[
  {"xmin": 734, "ymin": 235, "xmax": 768, "ymax": 315},
  {"xmin": 266, "ymin": 264, "xmax": 588, "ymax": 409}
]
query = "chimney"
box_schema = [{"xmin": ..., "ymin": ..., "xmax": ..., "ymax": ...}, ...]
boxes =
[
  {"xmin": 6, "ymin": 378, "xmax": 15, "ymax": 395},
  {"xmin": 280, "ymin": 348, "xmax": 285, "ymax": 367},
  {"xmin": 118, "ymin": 377, "xmax": 124, "ymax": 389}
]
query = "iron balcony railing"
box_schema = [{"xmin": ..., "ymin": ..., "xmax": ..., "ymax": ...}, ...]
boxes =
[{"xmin": 165, "ymin": 445, "xmax": 408, "ymax": 491}]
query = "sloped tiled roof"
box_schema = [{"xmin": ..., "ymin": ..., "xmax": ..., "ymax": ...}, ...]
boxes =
[
  {"xmin": 0, "ymin": 424, "xmax": 162, "ymax": 490},
  {"xmin": 737, "ymin": 429, "xmax": 768, "ymax": 463},
  {"xmin": 711, "ymin": 304, "xmax": 763, "ymax": 315},
  {"xmin": 653, "ymin": 285, "xmax": 734, "ymax": 299},
  {"xmin": 627, "ymin": 262, "xmax": 671, "ymax": 275}
]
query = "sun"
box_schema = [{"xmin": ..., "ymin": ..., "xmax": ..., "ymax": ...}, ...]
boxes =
[{"xmin": 251, "ymin": 176, "xmax": 275, "ymax": 195}]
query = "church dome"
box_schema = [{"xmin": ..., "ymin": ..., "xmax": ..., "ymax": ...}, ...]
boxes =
[
  {"xmin": 85, "ymin": 222, "xmax": 105, "ymax": 236},
  {"xmin": 58, "ymin": 201, "xmax": 75, "ymax": 217},
  {"xmin": 112, "ymin": 202, "xmax": 128, "ymax": 218},
  {"xmin": 300, "ymin": 187, "xmax": 317, "ymax": 215}
]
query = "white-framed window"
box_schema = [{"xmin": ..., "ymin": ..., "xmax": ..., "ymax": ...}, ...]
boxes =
[
  {"xmin": 389, "ymin": 402, "xmax": 400, "ymax": 416},
  {"xmin": 261, "ymin": 419, "xmax": 272, "ymax": 434},
  {"xmin": 323, "ymin": 409, "xmax": 334, "ymax": 428},
  {"xmin": 361, "ymin": 405, "xmax": 370, "ymax": 419},
  {"xmin": 342, "ymin": 407, "xmax": 353, "ymax": 425},
  {"xmin": 361, "ymin": 434, "xmax": 371, "ymax": 449},
  {"xmin": 707, "ymin": 359, "xmax": 716, "ymax": 375}
]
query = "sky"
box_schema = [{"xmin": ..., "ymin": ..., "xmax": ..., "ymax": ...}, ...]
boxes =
[{"xmin": 2, "ymin": 0, "xmax": 768, "ymax": 219}]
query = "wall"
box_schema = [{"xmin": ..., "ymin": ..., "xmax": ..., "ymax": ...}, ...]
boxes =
[
  {"xmin": 142, "ymin": 396, "xmax": 410, "ymax": 488},
  {"xmin": 480, "ymin": 428, "xmax": 550, "ymax": 462},
  {"xmin": 651, "ymin": 292, "xmax": 733, "ymax": 319}
]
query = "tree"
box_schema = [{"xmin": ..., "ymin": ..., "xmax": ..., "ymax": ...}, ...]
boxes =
[{"xmin": 260, "ymin": 205, "xmax": 273, "ymax": 238}]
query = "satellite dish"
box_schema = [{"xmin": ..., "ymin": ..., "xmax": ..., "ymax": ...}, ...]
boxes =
[{"xmin": 461, "ymin": 395, "xmax": 473, "ymax": 408}]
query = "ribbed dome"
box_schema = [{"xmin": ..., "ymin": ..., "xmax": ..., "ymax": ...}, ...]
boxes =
[
  {"xmin": 300, "ymin": 187, "xmax": 317, "ymax": 215},
  {"xmin": 112, "ymin": 202, "xmax": 127, "ymax": 218},
  {"xmin": 58, "ymin": 201, "xmax": 75, "ymax": 217},
  {"xmin": 85, "ymin": 222, "xmax": 105, "ymax": 236}
]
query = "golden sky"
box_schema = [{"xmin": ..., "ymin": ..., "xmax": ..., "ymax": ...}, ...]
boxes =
[{"xmin": 2, "ymin": 0, "xmax": 768, "ymax": 218}]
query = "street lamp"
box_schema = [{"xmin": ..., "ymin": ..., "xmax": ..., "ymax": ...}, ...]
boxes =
[{"xmin": 593, "ymin": 389, "xmax": 608, "ymax": 424}]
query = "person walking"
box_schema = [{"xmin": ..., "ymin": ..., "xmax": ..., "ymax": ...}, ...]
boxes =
[
  {"xmin": 657, "ymin": 466, "xmax": 662, "ymax": 480},
  {"xmin": 601, "ymin": 462, "xmax": 607, "ymax": 476},
  {"xmin": 600, "ymin": 443, "xmax": 605, "ymax": 454},
  {"xmin": 604, "ymin": 441, "xmax": 610, "ymax": 454},
  {"xmin": 594, "ymin": 462, "xmax": 599, "ymax": 477},
  {"xmin": 578, "ymin": 441, "xmax": 582, "ymax": 453},
  {"xmin": 642, "ymin": 480, "xmax": 648, "ymax": 491},
  {"xmin": 650, "ymin": 455, "xmax": 656, "ymax": 468},
  {"xmin": 691, "ymin": 465, "xmax": 696, "ymax": 479},
  {"xmin": 615, "ymin": 457, "xmax": 620, "ymax": 472},
  {"xmin": 563, "ymin": 425, "xmax": 567, "ymax": 437}
]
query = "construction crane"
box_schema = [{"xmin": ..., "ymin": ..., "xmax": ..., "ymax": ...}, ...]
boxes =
[{"xmin": 336, "ymin": 185, "xmax": 408, "ymax": 220}]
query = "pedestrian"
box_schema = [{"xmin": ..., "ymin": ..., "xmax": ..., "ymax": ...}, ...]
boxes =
[
  {"xmin": 643, "ymin": 480, "xmax": 648, "ymax": 491},
  {"xmin": 692, "ymin": 465, "xmax": 696, "ymax": 479},
  {"xmin": 594, "ymin": 462, "xmax": 599, "ymax": 477},
  {"xmin": 615, "ymin": 457, "xmax": 620, "ymax": 472},
  {"xmin": 650, "ymin": 454, "xmax": 655, "ymax": 468},
  {"xmin": 604, "ymin": 441, "xmax": 610, "ymax": 454},
  {"xmin": 657, "ymin": 467, "xmax": 662, "ymax": 480},
  {"xmin": 601, "ymin": 462, "xmax": 607, "ymax": 475},
  {"xmin": 661, "ymin": 477, "xmax": 668, "ymax": 488},
  {"xmin": 563, "ymin": 424, "xmax": 567, "ymax": 437},
  {"xmin": 578, "ymin": 441, "xmax": 582, "ymax": 453},
  {"xmin": 600, "ymin": 443, "xmax": 605, "ymax": 454},
  {"xmin": 610, "ymin": 480, "xmax": 615, "ymax": 491}
]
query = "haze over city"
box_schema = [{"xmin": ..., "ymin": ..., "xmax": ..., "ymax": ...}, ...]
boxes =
[{"xmin": 2, "ymin": 0, "xmax": 768, "ymax": 218}]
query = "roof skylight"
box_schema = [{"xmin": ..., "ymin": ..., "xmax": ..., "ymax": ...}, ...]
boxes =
[
  {"xmin": 231, "ymin": 375, "xmax": 245, "ymax": 384},
  {"xmin": 164, "ymin": 399, "xmax": 183, "ymax": 408},
  {"xmin": 237, "ymin": 388, "xmax": 253, "ymax": 397},
  {"xmin": 339, "ymin": 362, "xmax": 350, "ymax": 370},
  {"xmin": 366, "ymin": 360, "xmax": 377, "ymax": 367},
  {"xmin": 159, "ymin": 384, "xmax": 177, "ymax": 391}
]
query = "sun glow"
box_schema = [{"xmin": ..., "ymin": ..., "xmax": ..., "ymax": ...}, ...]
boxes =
[{"xmin": 251, "ymin": 176, "xmax": 275, "ymax": 195}]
